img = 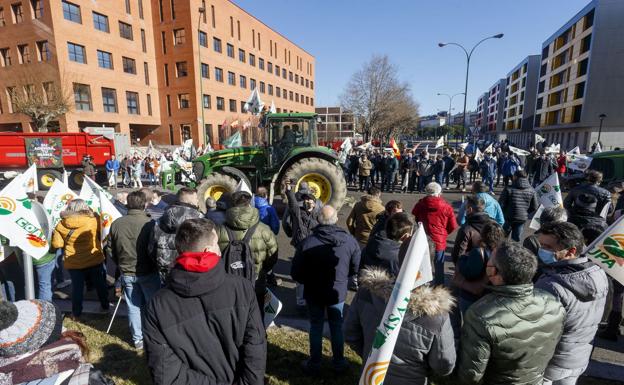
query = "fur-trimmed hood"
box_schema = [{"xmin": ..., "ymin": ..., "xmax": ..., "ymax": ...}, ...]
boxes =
[{"xmin": 359, "ymin": 267, "xmax": 455, "ymax": 318}]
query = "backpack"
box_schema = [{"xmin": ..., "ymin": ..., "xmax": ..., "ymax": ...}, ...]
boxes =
[{"xmin": 222, "ymin": 223, "xmax": 258, "ymax": 282}]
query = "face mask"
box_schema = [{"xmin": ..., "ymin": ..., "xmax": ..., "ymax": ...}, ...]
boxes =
[{"xmin": 538, "ymin": 248, "xmax": 557, "ymax": 264}]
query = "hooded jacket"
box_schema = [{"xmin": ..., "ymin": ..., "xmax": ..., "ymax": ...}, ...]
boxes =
[
  {"xmin": 347, "ymin": 195, "xmax": 385, "ymax": 244},
  {"xmin": 253, "ymin": 196, "xmax": 280, "ymax": 235},
  {"xmin": 568, "ymin": 207, "xmax": 608, "ymax": 234},
  {"xmin": 360, "ymin": 231, "xmax": 402, "ymax": 276},
  {"xmin": 499, "ymin": 177, "xmax": 539, "ymax": 223},
  {"xmin": 345, "ymin": 268, "xmax": 456, "ymax": 385},
  {"xmin": 51, "ymin": 213, "xmax": 103, "ymax": 270},
  {"xmin": 148, "ymin": 203, "xmax": 203, "ymax": 281},
  {"xmin": 411, "ymin": 196, "xmax": 458, "ymax": 251},
  {"xmin": 143, "ymin": 252, "xmax": 266, "ymax": 385},
  {"xmin": 458, "ymin": 284, "xmax": 565, "ymax": 385},
  {"xmin": 451, "ymin": 212, "xmax": 494, "ymax": 263},
  {"xmin": 458, "ymin": 192, "xmax": 505, "ymax": 226},
  {"xmin": 291, "ymin": 224, "xmax": 360, "ymax": 305},
  {"xmin": 535, "ymin": 257, "xmax": 609, "ymax": 379},
  {"xmin": 564, "ymin": 182, "xmax": 612, "ymax": 216}
]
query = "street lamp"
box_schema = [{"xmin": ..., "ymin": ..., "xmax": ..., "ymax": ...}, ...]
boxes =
[
  {"xmin": 438, "ymin": 33, "xmax": 504, "ymax": 143},
  {"xmin": 198, "ymin": 5, "xmax": 206, "ymax": 145},
  {"xmin": 437, "ymin": 92, "xmax": 465, "ymax": 146},
  {"xmin": 598, "ymin": 113, "xmax": 607, "ymax": 146}
]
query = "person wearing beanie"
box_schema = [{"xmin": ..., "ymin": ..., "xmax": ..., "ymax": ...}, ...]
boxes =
[{"xmin": 0, "ymin": 300, "xmax": 62, "ymax": 357}]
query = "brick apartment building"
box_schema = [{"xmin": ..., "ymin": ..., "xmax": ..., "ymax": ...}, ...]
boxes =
[{"xmin": 0, "ymin": 0, "xmax": 315, "ymax": 146}]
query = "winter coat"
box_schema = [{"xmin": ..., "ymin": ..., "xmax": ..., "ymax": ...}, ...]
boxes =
[
  {"xmin": 458, "ymin": 284, "xmax": 565, "ymax": 385},
  {"xmin": 479, "ymin": 157, "xmax": 497, "ymax": 178},
  {"xmin": 148, "ymin": 203, "xmax": 203, "ymax": 280},
  {"xmin": 443, "ymin": 155, "xmax": 455, "ymax": 173},
  {"xmin": 51, "ymin": 213, "xmax": 103, "ymax": 270},
  {"xmin": 369, "ymin": 212, "xmax": 389, "ymax": 239},
  {"xmin": 358, "ymin": 159, "xmax": 373, "ymax": 177},
  {"xmin": 417, "ymin": 159, "xmax": 434, "ymax": 177},
  {"xmin": 458, "ymin": 193, "xmax": 505, "ymax": 226},
  {"xmin": 105, "ymin": 159, "xmax": 120, "ymax": 172},
  {"xmin": 345, "ymin": 268, "xmax": 456, "ymax": 385},
  {"xmin": 285, "ymin": 189, "xmax": 319, "ymax": 246},
  {"xmin": 564, "ymin": 182, "xmax": 612, "ymax": 216},
  {"xmin": 533, "ymin": 157, "xmax": 554, "ymax": 183},
  {"xmin": 146, "ymin": 200, "xmax": 168, "ymax": 222},
  {"xmin": 348, "ymin": 155, "xmax": 360, "ymax": 172},
  {"xmin": 384, "ymin": 157, "xmax": 399, "ymax": 174},
  {"xmin": 216, "ymin": 206, "xmax": 279, "ymax": 288},
  {"xmin": 501, "ymin": 157, "xmax": 520, "ymax": 177},
  {"xmin": 360, "ymin": 231, "xmax": 402, "ymax": 276},
  {"xmin": 499, "ymin": 177, "xmax": 539, "ymax": 223},
  {"xmin": 347, "ymin": 195, "xmax": 385, "ymax": 244},
  {"xmin": 535, "ymin": 257, "xmax": 609, "ymax": 379},
  {"xmin": 568, "ymin": 208, "xmax": 608, "ymax": 234},
  {"xmin": 143, "ymin": 252, "xmax": 266, "ymax": 385},
  {"xmin": 254, "ymin": 196, "xmax": 280, "ymax": 235},
  {"xmin": 451, "ymin": 212, "xmax": 494, "ymax": 263},
  {"xmin": 81, "ymin": 159, "xmax": 96, "ymax": 177},
  {"xmin": 205, "ymin": 209, "xmax": 227, "ymax": 226},
  {"xmin": 105, "ymin": 209, "xmax": 156, "ymax": 276},
  {"xmin": 411, "ymin": 196, "xmax": 458, "ymax": 252},
  {"xmin": 291, "ymin": 224, "xmax": 360, "ymax": 305},
  {"xmin": 433, "ymin": 159, "xmax": 445, "ymax": 175},
  {"xmin": 496, "ymin": 155, "xmax": 507, "ymax": 172},
  {"xmin": 556, "ymin": 155, "xmax": 567, "ymax": 174}
]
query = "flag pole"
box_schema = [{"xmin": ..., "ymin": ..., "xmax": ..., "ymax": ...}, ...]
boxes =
[
  {"xmin": 23, "ymin": 253, "xmax": 35, "ymax": 300},
  {"xmin": 106, "ymin": 295, "xmax": 123, "ymax": 334}
]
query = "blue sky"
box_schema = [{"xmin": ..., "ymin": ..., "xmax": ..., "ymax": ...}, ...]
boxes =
[{"xmin": 234, "ymin": 0, "xmax": 590, "ymax": 115}]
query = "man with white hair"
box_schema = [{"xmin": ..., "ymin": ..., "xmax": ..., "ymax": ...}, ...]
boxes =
[
  {"xmin": 412, "ymin": 182, "xmax": 458, "ymax": 285},
  {"xmin": 291, "ymin": 205, "xmax": 361, "ymax": 375}
]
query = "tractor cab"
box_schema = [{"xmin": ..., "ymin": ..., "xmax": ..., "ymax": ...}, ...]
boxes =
[{"xmin": 266, "ymin": 113, "xmax": 318, "ymax": 166}]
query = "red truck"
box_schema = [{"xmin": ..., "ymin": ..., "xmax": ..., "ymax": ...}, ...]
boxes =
[{"xmin": 0, "ymin": 130, "xmax": 129, "ymax": 190}]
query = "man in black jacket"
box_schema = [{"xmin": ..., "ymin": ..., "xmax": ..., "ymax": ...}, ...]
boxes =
[
  {"xmin": 291, "ymin": 205, "xmax": 360, "ymax": 375},
  {"xmin": 143, "ymin": 218, "xmax": 266, "ymax": 385},
  {"xmin": 498, "ymin": 170, "xmax": 539, "ymax": 242},
  {"xmin": 532, "ymin": 152, "xmax": 555, "ymax": 187},
  {"xmin": 360, "ymin": 213, "xmax": 413, "ymax": 276},
  {"xmin": 564, "ymin": 170, "xmax": 612, "ymax": 216}
]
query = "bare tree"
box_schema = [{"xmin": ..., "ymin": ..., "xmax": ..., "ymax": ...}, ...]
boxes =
[
  {"xmin": 340, "ymin": 55, "xmax": 419, "ymax": 142},
  {"xmin": 8, "ymin": 66, "xmax": 72, "ymax": 133}
]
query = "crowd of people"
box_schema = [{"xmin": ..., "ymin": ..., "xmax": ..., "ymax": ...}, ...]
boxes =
[{"xmin": 1, "ymin": 143, "xmax": 623, "ymax": 384}]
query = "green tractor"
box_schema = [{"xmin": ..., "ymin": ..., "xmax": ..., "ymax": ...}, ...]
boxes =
[{"xmin": 190, "ymin": 113, "xmax": 347, "ymax": 211}]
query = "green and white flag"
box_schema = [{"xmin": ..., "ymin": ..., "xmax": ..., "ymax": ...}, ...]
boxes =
[
  {"xmin": 585, "ymin": 214, "xmax": 624, "ymax": 285},
  {"xmin": 360, "ymin": 224, "xmax": 432, "ymax": 385},
  {"xmin": 529, "ymin": 173, "xmax": 566, "ymax": 230},
  {"xmin": 43, "ymin": 179, "xmax": 78, "ymax": 229},
  {"xmin": 95, "ymin": 188, "xmax": 122, "ymax": 246},
  {"xmin": 223, "ymin": 131, "xmax": 242, "ymax": 148},
  {"xmin": 263, "ymin": 289, "xmax": 282, "ymax": 329},
  {"xmin": 79, "ymin": 175, "xmax": 112, "ymax": 214}
]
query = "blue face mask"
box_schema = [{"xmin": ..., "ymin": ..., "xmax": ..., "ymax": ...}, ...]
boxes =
[{"xmin": 538, "ymin": 248, "xmax": 557, "ymax": 264}]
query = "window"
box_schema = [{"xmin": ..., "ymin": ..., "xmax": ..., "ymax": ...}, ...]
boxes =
[
  {"xmin": 289, "ymin": 91, "xmax": 293, "ymax": 100},
  {"xmin": 203, "ymin": 94, "xmax": 211, "ymax": 108},
  {"xmin": 268, "ymin": 84, "xmax": 273, "ymax": 95},
  {"xmin": 213, "ymin": 38, "xmax": 222, "ymax": 53},
  {"xmin": 165, "ymin": 94, "xmax": 171, "ymax": 116},
  {"xmin": 146, "ymin": 93, "xmax": 152, "ymax": 115},
  {"xmin": 164, "ymin": 63, "xmax": 169, "ymax": 86},
  {"xmin": 215, "ymin": 67, "xmax": 223, "ymax": 82},
  {"xmin": 144, "ymin": 62, "xmax": 149, "ymax": 85},
  {"xmin": 572, "ymin": 105, "xmax": 582, "ymax": 123},
  {"xmin": 229, "ymin": 99, "xmax": 236, "ymax": 112},
  {"xmin": 250, "ymin": 78, "xmax": 256, "ymax": 90},
  {"xmin": 0, "ymin": 48, "xmax": 11, "ymax": 66},
  {"xmin": 31, "ymin": 0, "xmax": 43, "ymax": 19},
  {"xmin": 170, "ymin": 0, "xmax": 176, "ymax": 19},
  {"xmin": 275, "ymin": 65, "xmax": 280, "ymax": 76},
  {"xmin": 584, "ymin": 9, "xmax": 594, "ymax": 30},
  {"xmin": 289, "ymin": 71, "xmax": 293, "ymax": 81},
  {"xmin": 119, "ymin": 21, "xmax": 133, "ymax": 40},
  {"xmin": 239, "ymin": 75, "xmax": 246, "ymax": 88},
  {"xmin": 199, "ymin": 31, "xmax": 207, "ymax": 47},
  {"xmin": 67, "ymin": 42, "xmax": 86, "ymax": 63},
  {"xmin": 536, "ymin": 97, "xmax": 543, "ymax": 110},
  {"xmin": 260, "ymin": 81, "xmax": 265, "ymax": 93},
  {"xmin": 173, "ymin": 28, "xmax": 185, "ymax": 45},
  {"xmin": 0, "ymin": 8, "xmax": 5, "ymax": 26},
  {"xmin": 276, "ymin": 86, "xmax": 280, "ymax": 97},
  {"xmin": 311, "ymin": 81, "xmax": 314, "ymax": 90},
  {"xmin": 62, "ymin": 1, "xmax": 81, "ymax": 23},
  {"xmin": 228, "ymin": 71, "xmax": 235, "ymax": 85},
  {"xmin": 538, "ymin": 80, "xmax": 545, "ymax": 93},
  {"xmin": 216, "ymin": 96, "xmax": 224, "ymax": 110},
  {"xmin": 124, "ymin": 0, "xmax": 131, "ymax": 13},
  {"xmin": 227, "ymin": 43, "xmax": 234, "ymax": 58},
  {"xmin": 581, "ymin": 34, "xmax": 591, "ymax": 54},
  {"xmin": 158, "ymin": 0, "xmax": 163, "ymax": 21},
  {"xmin": 305, "ymin": 79, "xmax": 309, "ymax": 88},
  {"xmin": 240, "ymin": 101, "xmax": 246, "ymax": 112},
  {"xmin": 268, "ymin": 62, "xmax": 273, "ymax": 73},
  {"xmin": 175, "ymin": 61, "xmax": 187, "ymax": 77},
  {"xmin": 161, "ymin": 31, "xmax": 166, "ymax": 53},
  {"xmin": 36, "ymin": 41, "xmax": 50, "ymax": 61},
  {"xmin": 92, "ymin": 12, "xmax": 109, "ymax": 32},
  {"xmin": 574, "ymin": 81, "xmax": 586, "ymax": 99},
  {"xmin": 201, "ymin": 63, "xmax": 209, "ymax": 78},
  {"xmin": 258, "ymin": 58, "xmax": 264, "ymax": 70},
  {"xmin": 73, "ymin": 83, "xmax": 92, "ymax": 111},
  {"xmin": 210, "ymin": 4, "xmax": 215, "ymax": 27},
  {"xmin": 295, "ymin": 74, "xmax": 299, "ymax": 83},
  {"xmin": 178, "ymin": 93, "xmax": 190, "ymax": 109},
  {"xmin": 101, "ymin": 88, "xmax": 117, "ymax": 113},
  {"xmin": 282, "ymin": 68, "xmax": 287, "ymax": 79},
  {"xmin": 11, "ymin": 2, "xmax": 23, "ymax": 23},
  {"xmin": 97, "ymin": 50, "xmax": 113, "ymax": 69},
  {"xmin": 126, "ymin": 91, "xmax": 139, "ymax": 114},
  {"xmin": 295, "ymin": 93, "xmax": 298, "ymax": 102},
  {"xmin": 18, "ymin": 44, "xmax": 30, "ymax": 64},
  {"xmin": 239, "ymin": 48, "xmax": 245, "ymax": 62},
  {"xmin": 578, "ymin": 58, "xmax": 589, "ymax": 76},
  {"xmin": 122, "ymin": 57, "xmax": 136, "ymax": 74},
  {"xmin": 138, "ymin": 0, "xmax": 144, "ymax": 19}
]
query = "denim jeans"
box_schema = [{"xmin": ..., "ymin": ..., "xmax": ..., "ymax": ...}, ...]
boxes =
[
  {"xmin": 308, "ymin": 302, "xmax": 345, "ymax": 367},
  {"xmin": 34, "ymin": 258, "xmax": 55, "ymax": 301},
  {"xmin": 434, "ymin": 250, "xmax": 446, "ymax": 286},
  {"xmin": 383, "ymin": 172, "xmax": 397, "ymax": 192},
  {"xmin": 505, "ymin": 222, "xmax": 525, "ymax": 242},
  {"xmin": 358, "ymin": 175, "xmax": 370, "ymax": 191},
  {"xmin": 120, "ymin": 274, "xmax": 161, "ymax": 345},
  {"xmin": 54, "ymin": 249, "xmax": 65, "ymax": 285},
  {"xmin": 483, "ymin": 175, "xmax": 494, "ymax": 193},
  {"xmin": 68, "ymin": 264, "xmax": 109, "ymax": 317},
  {"xmin": 435, "ymin": 172, "xmax": 444, "ymax": 186}
]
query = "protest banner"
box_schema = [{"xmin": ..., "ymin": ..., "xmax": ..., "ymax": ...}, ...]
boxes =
[
  {"xmin": 43, "ymin": 179, "xmax": 78, "ymax": 229},
  {"xmin": 585, "ymin": 215, "xmax": 624, "ymax": 285},
  {"xmin": 360, "ymin": 224, "xmax": 432, "ymax": 385},
  {"xmin": 529, "ymin": 173, "xmax": 566, "ymax": 229},
  {"xmin": 263, "ymin": 289, "xmax": 283, "ymax": 328}
]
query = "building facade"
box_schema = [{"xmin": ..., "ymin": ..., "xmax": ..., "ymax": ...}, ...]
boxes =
[
  {"xmin": 503, "ymin": 55, "xmax": 541, "ymax": 148},
  {"xmin": 475, "ymin": 92, "xmax": 488, "ymax": 132},
  {"xmin": 315, "ymin": 106, "xmax": 357, "ymax": 146},
  {"xmin": 486, "ymin": 79, "xmax": 506, "ymax": 140},
  {"xmin": 0, "ymin": 0, "xmax": 315, "ymax": 146}
]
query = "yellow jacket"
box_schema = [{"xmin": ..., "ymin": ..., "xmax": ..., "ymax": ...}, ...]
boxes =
[{"xmin": 52, "ymin": 214, "xmax": 104, "ymax": 270}]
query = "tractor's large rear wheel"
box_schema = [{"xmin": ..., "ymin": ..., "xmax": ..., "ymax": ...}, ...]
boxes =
[
  {"xmin": 197, "ymin": 173, "xmax": 238, "ymax": 212},
  {"xmin": 282, "ymin": 158, "xmax": 347, "ymax": 211}
]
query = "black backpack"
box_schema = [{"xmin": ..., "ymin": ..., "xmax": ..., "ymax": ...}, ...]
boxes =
[{"xmin": 222, "ymin": 223, "xmax": 258, "ymax": 283}]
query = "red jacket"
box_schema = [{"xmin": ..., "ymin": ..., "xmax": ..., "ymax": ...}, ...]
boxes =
[
  {"xmin": 412, "ymin": 196, "xmax": 458, "ymax": 251},
  {"xmin": 557, "ymin": 155, "xmax": 567, "ymax": 174}
]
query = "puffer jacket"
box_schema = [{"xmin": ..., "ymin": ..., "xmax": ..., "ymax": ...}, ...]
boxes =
[
  {"xmin": 411, "ymin": 196, "xmax": 458, "ymax": 252},
  {"xmin": 51, "ymin": 213, "xmax": 104, "ymax": 270},
  {"xmin": 253, "ymin": 196, "xmax": 279, "ymax": 235},
  {"xmin": 564, "ymin": 182, "xmax": 612, "ymax": 216},
  {"xmin": 451, "ymin": 212, "xmax": 494, "ymax": 263},
  {"xmin": 148, "ymin": 202, "xmax": 203, "ymax": 281},
  {"xmin": 499, "ymin": 177, "xmax": 539, "ymax": 223},
  {"xmin": 535, "ymin": 257, "xmax": 609, "ymax": 379},
  {"xmin": 568, "ymin": 208, "xmax": 608, "ymax": 234},
  {"xmin": 458, "ymin": 284, "xmax": 565, "ymax": 385},
  {"xmin": 345, "ymin": 268, "xmax": 456, "ymax": 385},
  {"xmin": 346, "ymin": 195, "xmax": 385, "ymax": 244},
  {"xmin": 457, "ymin": 192, "xmax": 505, "ymax": 226},
  {"xmin": 360, "ymin": 231, "xmax": 402, "ymax": 276},
  {"xmin": 216, "ymin": 206, "xmax": 278, "ymax": 288}
]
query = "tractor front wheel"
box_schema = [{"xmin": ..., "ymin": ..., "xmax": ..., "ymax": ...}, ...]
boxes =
[
  {"xmin": 197, "ymin": 173, "xmax": 238, "ymax": 212},
  {"xmin": 281, "ymin": 158, "xmax": 347, "ymax": 211}
]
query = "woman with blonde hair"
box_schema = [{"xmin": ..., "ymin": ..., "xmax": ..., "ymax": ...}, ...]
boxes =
[{"xmin": 52, "ymin": 199, "xmax": 109, "ymax": 320}]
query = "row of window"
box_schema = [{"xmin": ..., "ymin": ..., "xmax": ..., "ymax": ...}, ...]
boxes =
[
  {"xmin": 0, "ymin": 0, "xmax": 43, "ymax": 26},
  {"xmin": 0, "ymin": 40, "xmax": 50, "ymax": 66},
  {"xmin": 164, "ymin": 92, "xmax": 314, "ymax": 115},
  {"xmin": 71, "ymin": 84, "xmax": 150, "ymax": 116}
]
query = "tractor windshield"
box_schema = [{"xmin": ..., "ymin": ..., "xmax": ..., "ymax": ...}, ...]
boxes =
[{"xmin": 270, "ymin": 119, "xmax": 312, "ymax": 162}]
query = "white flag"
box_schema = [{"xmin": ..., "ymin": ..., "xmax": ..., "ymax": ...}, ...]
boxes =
[
  {"xmin": 534, "ymin": 173, "xmax": 563, "ymax": 208},
  {"xmin": 263, "ymin": 289, "xmax": 282, "ymax": 328},
  {"xmin": 269, "ymin": 99, "xmax": 277, "ymax": 114},
  {"xmin": 567, "ymin": 153, "xmax": 592, "ymax": 172},
  {"xmin": 545, "ymin": 143, "xmax": 560, "ymax": 154},
  {"xmin": 529, "ymin": 205, "xmax": 546, "ymax": 230},
  {"xmin": 79, "ymin": 175, "xmax": 113, "ymax": 214},
  {"xmin": 458, "ymin": 142, "xmax": 469, "ymax": 150},
  {"xmin": 435, "ymin": 136, "xmax": 444, "ymax": 149},
  {"xmin": 535, "ymin": 134, "xmax": 546, "ymax": 144},
  {"xmin": 244, "ymin": 88, "xmax": 265, "ymax": 115},
  {"xmin": 62, "ymin": 169, "xmax": 69, "ymax": 187},
  {"xmin": 484, "ymin": 144, "xmax": 494, "ymax": 154},
  {"xmin": 0, "ymin": 172, "xmax": 48, "ymax": 259},
  {"xmin": 360, "ymin": 224, "xmax": 431, "ymax": 385},
  {"xmin": 95, "ymin": 188, "xmax": 122, "ymax": 246},
  {"xmin": 585, "ymin": 215, "xmax": 624, "ymax": 285},
  {"xmin": 43, "ymin": 179, "xmax": 78, "ymax": 229},
  {"xmin": 595, "ymin": 142, "xmax": 603, "ymax": 153},
  {"xmin": 509, "ymin": 146, "xmax": 530, "ymax": 156},
  {"xmin": 474, "ymin": 147, "xmax": 484, "ymax": 162},
  {"xmin": 424, "ymin": 144, "xmax": 429, "ymax": 153},
  {"xmin": 20, "ymin": 164, "xmax": 39, "ymax": 194},
  {"xmin": 569, "ymin": 146, "xmax": 580, "ymax": 155}
]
